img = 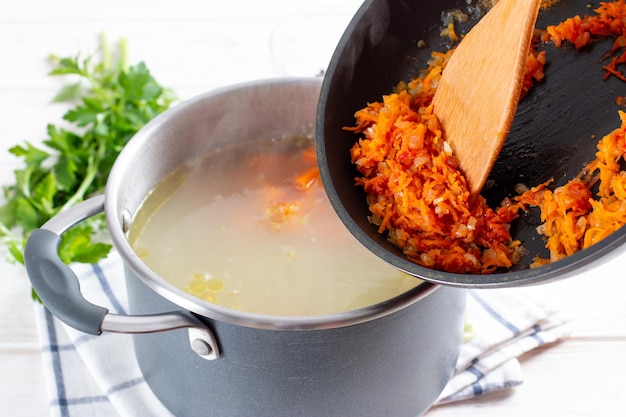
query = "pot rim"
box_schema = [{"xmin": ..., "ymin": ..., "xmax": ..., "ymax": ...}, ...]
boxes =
[{"xmin": 105, "ymin": 77, "xmax": 437, "ymax": 331}]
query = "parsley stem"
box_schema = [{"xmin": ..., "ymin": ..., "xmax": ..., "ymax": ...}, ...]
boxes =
[
  {"xmin": 60, "ymin": 162, "xmax": 97, "ymax": 211},
  {"xmin": 119, "ymin": 38, "xmax": 128, "ymax": 73},
  {"xmin": 60, "ymin": 139, "xmax": 105, "ymax": 212},
  {"xmin": 101, "ymin": 32, "xmax": 111, "ymax": 72},
  {"xmin": 0, "ymin": 222, "xmax": 14, "ymax": 239}
]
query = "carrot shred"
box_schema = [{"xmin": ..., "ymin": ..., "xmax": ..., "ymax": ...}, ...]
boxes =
[
  {"xmin": 293, "ymin": 167, "xmax": 320, "ymax": 191},
  {"xmin": 522, "ymin": 49, "xmax": 547, "ymax": 96}
]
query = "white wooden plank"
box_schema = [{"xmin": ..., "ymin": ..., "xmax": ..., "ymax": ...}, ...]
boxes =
[
  {"xmin": 0, "ymin": 347, "xmax": 50, "ymax": 417},
  {"xmin": 427, "ymin": 340, "xmax": 626, "ymax": 416},
  {"xmin": 0, "ymin": 261, "xmax": 40, "ymax": 343}
]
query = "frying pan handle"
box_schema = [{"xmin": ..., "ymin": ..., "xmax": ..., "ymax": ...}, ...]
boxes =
[{"xmin": 24, "ymin": 195, "xmax": 219, "ymax": 360}]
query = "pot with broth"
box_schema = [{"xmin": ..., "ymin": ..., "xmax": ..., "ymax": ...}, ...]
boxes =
[
  {"xmin": 25, "ymin": 79, "xmax": 466, "ymax": 417},
  {"xmin": 129, "ymin": 136, "xmax": 419, "ymax": 316}
]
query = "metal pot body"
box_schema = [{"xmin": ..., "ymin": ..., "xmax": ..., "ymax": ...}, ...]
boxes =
[{"xmin": 127, "ymin": 265, "xmax": 465, "ymax": 417}]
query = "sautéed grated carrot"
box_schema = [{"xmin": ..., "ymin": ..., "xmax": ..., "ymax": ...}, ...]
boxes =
[
  {"xmin": 510, "ymin": 111, "xmax": 626, "ymax": 265},
  {"xmin": 542, "ymin": 0, "xmax": 626, "ymax": 82},
  {"xmin": 344, "ymin": 2, "xmax": 626, "ymax": 274},
  {"xmin": 347, "ymin": 52, "xmax": 524, "ymax": 274}
]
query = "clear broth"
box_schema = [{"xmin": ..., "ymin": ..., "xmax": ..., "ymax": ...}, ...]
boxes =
[{"xmin": 129, "ymin": 137, "xmax": 420, "ymax": 316}]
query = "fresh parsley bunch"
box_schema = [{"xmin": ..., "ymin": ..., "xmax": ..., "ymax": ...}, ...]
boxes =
[{"xmin": 0, "ymin": 35, "xmax": 176, "ymax": 271}]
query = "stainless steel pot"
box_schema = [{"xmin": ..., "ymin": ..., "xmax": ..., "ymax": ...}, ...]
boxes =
[{"xmin": 24, "ymin": 78, "xmax": 467, "ymax": 417}]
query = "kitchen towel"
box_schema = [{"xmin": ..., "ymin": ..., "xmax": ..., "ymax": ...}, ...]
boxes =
[{"xmin": 34, "ymin": 251, "xmax": 572, "ymax": 417}]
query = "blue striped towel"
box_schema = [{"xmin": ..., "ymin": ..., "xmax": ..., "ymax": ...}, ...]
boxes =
[{"xmin": 34, "ymin": 251, "xmax": 572, "ymax": 417}]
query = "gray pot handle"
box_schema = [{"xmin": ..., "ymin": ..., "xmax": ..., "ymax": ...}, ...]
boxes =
[{"xmin": 24, "ymin": 195, "xmax": 219, "ymax": 360}]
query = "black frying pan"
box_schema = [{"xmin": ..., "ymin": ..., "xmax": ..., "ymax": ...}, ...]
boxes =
[{"xmin": 316, "ymin": 0, "xmax": 626, "ymax": 287}]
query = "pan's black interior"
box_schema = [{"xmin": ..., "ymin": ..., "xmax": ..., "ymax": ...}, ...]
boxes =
[{"xmin": 316, "ymin": 0, "xmax": 626, "ymax": 287}]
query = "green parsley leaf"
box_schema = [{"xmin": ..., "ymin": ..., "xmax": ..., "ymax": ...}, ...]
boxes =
[
  {"xmin": 51, "ymin": 81, "xmax": 83, "ymax": 103},
  {"xmin": 58, "ymin": 224, "xmax": 112, "ymax": 264}
]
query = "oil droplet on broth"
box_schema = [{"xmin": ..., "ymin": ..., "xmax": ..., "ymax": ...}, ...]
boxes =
[{"xmin": 129, "ymin": 137, "xmax": 421, "ymax": 316}]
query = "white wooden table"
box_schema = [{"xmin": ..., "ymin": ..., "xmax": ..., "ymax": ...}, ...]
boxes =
[{"xmin": 1, "ymin": 1, "xmax": 625, "ymax": 416}]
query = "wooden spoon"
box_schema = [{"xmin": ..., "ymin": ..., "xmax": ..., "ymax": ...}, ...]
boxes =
[{"xmin": 432, "ymin": 0, "xmax": 542, "ymax": 196}]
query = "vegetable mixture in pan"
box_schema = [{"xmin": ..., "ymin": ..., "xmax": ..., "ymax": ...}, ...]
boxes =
[{"xmin": 345, "ymin": 0, "xmax": 626, "ymax": 273}]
